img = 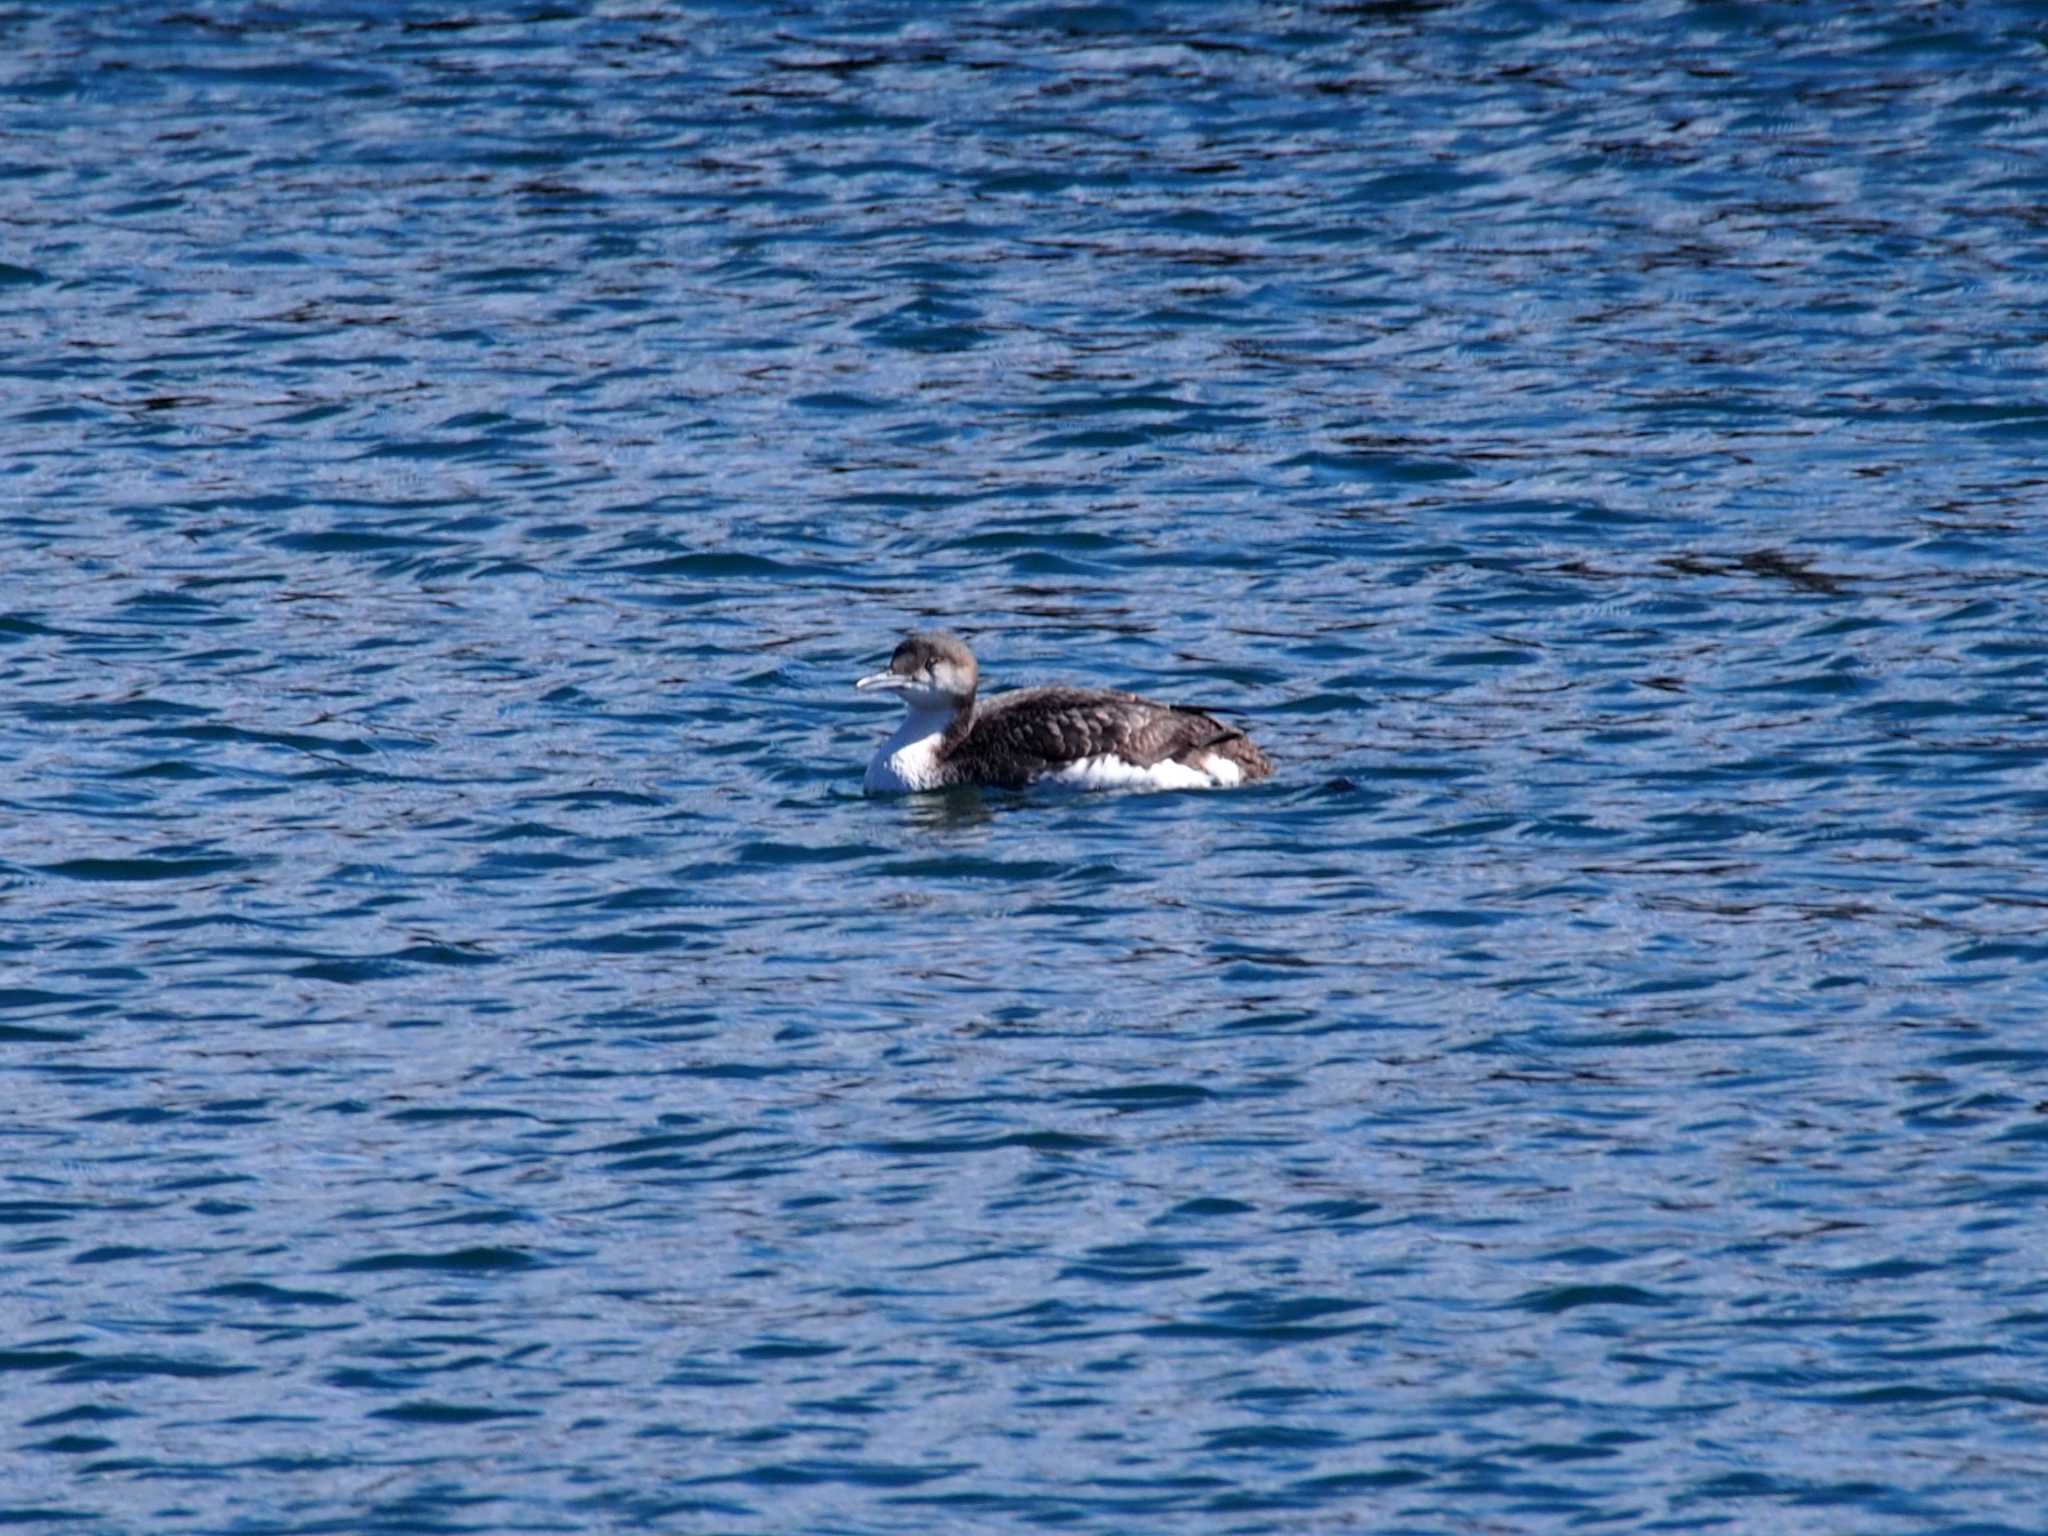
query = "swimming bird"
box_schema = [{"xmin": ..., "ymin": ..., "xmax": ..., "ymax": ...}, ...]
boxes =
[{"xmin": 856, "ymin": 631, "xmax": 1272, "ymax": 794}]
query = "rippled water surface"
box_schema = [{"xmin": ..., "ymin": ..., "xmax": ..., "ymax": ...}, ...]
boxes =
[{"xmin": 6, "ymin": 1, "xmax": 2048, "ymax": 1531}]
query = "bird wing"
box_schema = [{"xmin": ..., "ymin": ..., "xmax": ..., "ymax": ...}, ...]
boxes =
[{"xmin": 962, "ymin": 688, "xmax": 1243, "ymax": 777}]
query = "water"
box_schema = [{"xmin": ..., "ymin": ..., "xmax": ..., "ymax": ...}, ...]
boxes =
[{"xmin": 5, "ymin": 1, "xmax": 2048, "ymax": 1530}]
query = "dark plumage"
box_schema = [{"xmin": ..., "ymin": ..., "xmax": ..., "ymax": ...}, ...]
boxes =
[
  {"xmin": 943, "ymin": 685, "xmax": 1271, "ymax": 788},
  {"xmin": 857, "ymin": 632, "xmax": 1272, "ymax": 793}
]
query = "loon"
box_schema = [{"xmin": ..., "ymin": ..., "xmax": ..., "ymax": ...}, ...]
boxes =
[{"xmin": 857, "ymin": 631, "xmax": 1273, "ymax": 795}]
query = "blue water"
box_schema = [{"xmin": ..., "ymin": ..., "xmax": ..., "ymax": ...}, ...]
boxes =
[{"xmin": 5, "ymin": 2, "xmax": 2048, "ymax": 1531}]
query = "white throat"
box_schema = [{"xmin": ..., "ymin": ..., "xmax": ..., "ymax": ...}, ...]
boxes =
[{"xmin": 864, "ymin": 699, "xmax": 960, "ymax": 794}]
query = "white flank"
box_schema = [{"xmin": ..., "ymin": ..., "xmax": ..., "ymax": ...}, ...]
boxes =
[{"xmin": 1044, "ymin": 754, "xmax": 1223, "ymax": 792}]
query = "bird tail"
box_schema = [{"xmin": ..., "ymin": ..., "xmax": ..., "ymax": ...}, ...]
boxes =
[{"xmin": 1172, "ymin": 722, "xmax": 1273, "ymax": 783}]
